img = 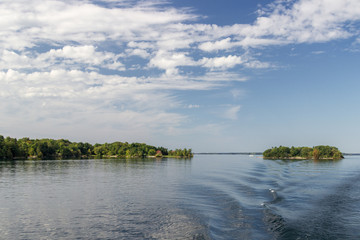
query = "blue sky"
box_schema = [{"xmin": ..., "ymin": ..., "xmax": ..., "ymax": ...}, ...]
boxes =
[{"xmin": 1, "ymin": 0, "xmax": 360, "ymax": 152}]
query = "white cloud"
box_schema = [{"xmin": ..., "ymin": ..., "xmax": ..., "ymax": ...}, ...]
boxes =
[
  {"xmin": 1, "ymin": 0, "xmax": 360, "ymax": 142},
  {"xmin": 200, "ymin": 55, "xmax": 243, "ymax": 70},
  {"xmin": 0, "ymin": 45, "xmax": 124, "ymax": 71},
  {"xmin": 2, "ymin": 0, "xmax": 358, "ymax": 75},
  {"xmin": 148, "ymin": 50, "xmax": 197, "ymax": 75},
  {"xmin": 192, "ymin": 72, "xmax": 247, "ymax": 82},
  {"xmin": 0, "ymin": 50, "xmax": 33, "ymax": 70},
  {"xmin": 349, "ymin": 37, "xmax": 360, "ymax": 52},
  {"xmin": 198, "ymin": 0, "xmax": 360, "ymax": 51},
  {"xmin": 39, "ymin": 45, "xmax": 125, "ymax": 70},
  {"xmin": 187, "ymin": 104, "xmax": 200, "ymax": 109},
  {"xmin": 311, "ymin": 51, "xmax": 325, "ymax": 55},
  {"xmin": 223, "ymin": 105, "xmax": 241, "ymax": 120},
  {"xmin": 0, "ymin": 0, "xmax": 196, "ymax": 50},
  {"xmin": 127, "ymin": 41, "xmax": 155, "ymax": 49},
  {"xmin": 230, "ymin": 89, "xmax": 245, "ymax": 99},
  {"xmin": 126, "ymin": 48, "xmax": 150, "ymax": 59},
  {"xmin": 0, "ymin": 67, "xmax": 189, "ymax": 141},
  {"xmin": 198, "ymin": 38, "xmax": 235, "ymax": 52},
  {"xmin": 243, "ymin": 60, "xmax": 271, "ymax": 69}
]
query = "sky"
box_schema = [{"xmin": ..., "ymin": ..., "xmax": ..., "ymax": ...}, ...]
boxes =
[{"xmin": 1, "ymin": 0, "xmax": 360, "ymax": 152}]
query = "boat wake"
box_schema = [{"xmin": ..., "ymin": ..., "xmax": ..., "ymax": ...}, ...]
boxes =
[{"xmin": 177, "ymin": 157, "xmax": 360, "ymax": 239}]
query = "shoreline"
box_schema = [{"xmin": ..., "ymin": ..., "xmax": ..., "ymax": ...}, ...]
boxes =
[{"xmin": 263, "ymin": 156, "xmax": 342, "ymax": 160}]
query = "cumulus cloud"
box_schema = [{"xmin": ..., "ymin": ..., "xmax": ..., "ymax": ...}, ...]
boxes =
[
  {"xmin": 0, "ymin": 67, "xmax": 188, "ymax": 140},
  {"xmin": 148, "ymin": 50, "xmax": 198, "ymax": 75},
  {"xmin": 198, "ymin": 38, "xmax": 235, "ymax": 52},
  {"xmin": 126, "ymin": 48, "xmax": 150, "ymax": 59},
  {"xmin": 41, "ymin": 45, "xmax": 122, "ymax": 65},
  {"xmin": 0, "ymin": 45, "xmax": 124, "ymax": 71},
  {"xmin": 199, "ymin": 0, "xmax": 360, "ymax": 50},
  {"xmin": 39, "ymin": 45, "xmax": 125, "ymax": 70},
  {"xmin": 200, "ymin": 55, "xmax": 243, "ymax": 70},
  {"xmin": 0, "ymin": 50, "xmax": 33, "ymax": 70},
  {"xmin": 0, "ymin": 0, "xmax": 360, "ymax": 141},
  {"xmin": 0, "ymin": 0, "xmax": 195, "ymax": 50}
]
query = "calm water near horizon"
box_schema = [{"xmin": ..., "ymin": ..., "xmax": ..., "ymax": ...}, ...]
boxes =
[{"xmin": 1, "ymin": 155, "xmax": 360, "ymax": 239}]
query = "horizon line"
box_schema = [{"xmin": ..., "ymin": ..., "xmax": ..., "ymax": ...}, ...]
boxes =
[{"xmin": 194, "ymin": 152, "xmax": 360, "ymax": 155}]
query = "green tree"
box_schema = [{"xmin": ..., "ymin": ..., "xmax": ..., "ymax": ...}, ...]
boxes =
[
  {"xmin": 300, "ymin": 147, "xmax": 313, "ymax": 159},
  {"xmin": 0, "ymin": 135, "xmax": 192, "ymax": 160},
  {"xmin": 313, "ymin": 148, "xmax": 320, "ymax": 160},
  {"xmin": 148, "ymin": 149, "xmax": 156, "ymax": 156},
  {"xmin": 60, "ymin": 147, "xmax": 73, "ymax": 159},
  {"xmin": 0, "ymin": 136, "xmax": 4, "ymax": 159}
]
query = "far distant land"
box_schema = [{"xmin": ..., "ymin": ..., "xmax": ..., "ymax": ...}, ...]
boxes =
[
  {"xmin": 263, "ymin": 146, "xmax": 344, "ymax": 160},
  {"xmin": 194, "ymin": 152, "xmax": 360, "ymax": 155},
  {"xmin": 195, "ymin": 152, "xmax": 263, "ymax": 155}
]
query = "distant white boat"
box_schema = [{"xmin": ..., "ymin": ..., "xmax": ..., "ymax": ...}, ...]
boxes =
[{"xmin": 249, "ymin": 154, "xmax": 254, "ymax": 157}]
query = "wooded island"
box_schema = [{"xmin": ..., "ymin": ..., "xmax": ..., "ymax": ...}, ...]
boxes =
[
  {"xmin": 263, "ymin": 145, "xmax": 343, "ymax": 160},
  {"xmin": 0, "ymin": 135, "xmax": 193, "ymax": 160}
]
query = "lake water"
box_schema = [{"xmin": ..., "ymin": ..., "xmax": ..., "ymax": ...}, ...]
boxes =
[{"xmin": 1, "ymin": 155, "xmax": 360, "ymax": 239}]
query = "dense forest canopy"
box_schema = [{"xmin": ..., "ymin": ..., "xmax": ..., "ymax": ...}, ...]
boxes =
[
  {"xmin": 0, "ymin": 135, "xmax": 193, "ymax": 160},
  {"xmin": 263, "ymin": 145, "xmax": 343, "ymax": 160}
]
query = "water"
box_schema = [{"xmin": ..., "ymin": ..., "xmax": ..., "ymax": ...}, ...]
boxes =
[{"xmin": 1, "ymin": 155, "xmax": 360, "ymax": 239}]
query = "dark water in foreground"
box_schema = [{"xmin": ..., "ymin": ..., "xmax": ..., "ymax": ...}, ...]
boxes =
[{"xmin": 1, "ymin": 155, "xmax": 360, "ymax": 239}]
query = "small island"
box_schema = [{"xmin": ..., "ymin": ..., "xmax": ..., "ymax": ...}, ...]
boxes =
[
  {"xmin": 263, "ymin": 145, "xmax": 344, "ymax": 160},
  {"xmin": 0, "ymin": 135, "xmax": 193, "ymax": 160}
]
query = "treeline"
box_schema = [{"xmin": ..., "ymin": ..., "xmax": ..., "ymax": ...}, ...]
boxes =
[
  {"xmin": 0, "ymin": 135, "xmax": 193, "ymax": 160},
  {"xmin": 168, "ymin": 148, "xmax": 193, "ymax": 158},
  {"xmin": 263, "ymin": 145, "xmax": 343, "ymax": 160}
]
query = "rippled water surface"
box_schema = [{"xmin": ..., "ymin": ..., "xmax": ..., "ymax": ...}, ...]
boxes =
[{"xmin": 1, "ymin": 155, "xmax": 360, "ymax": 239}]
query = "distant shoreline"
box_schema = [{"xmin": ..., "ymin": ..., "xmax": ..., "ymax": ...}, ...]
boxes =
[
  {"xmin": 194, "ymin": 152, "xmax": 360, "ymax": 156},
  {"xmin": 194, "ymin": 152, "xmax": 262, "ymax": 155}
]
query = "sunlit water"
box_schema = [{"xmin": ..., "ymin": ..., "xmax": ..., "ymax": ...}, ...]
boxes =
[{"xmin": 1, "ymin": 155, "xmax": 360, "ymax": 239}]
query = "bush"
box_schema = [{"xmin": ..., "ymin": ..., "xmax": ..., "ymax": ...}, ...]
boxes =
[{"xmin": 263, "ymin": 145, "xmax": 343, "ymax": 160}]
